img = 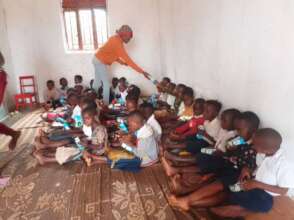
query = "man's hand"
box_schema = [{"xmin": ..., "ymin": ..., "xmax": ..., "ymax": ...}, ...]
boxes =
[{"xmin": 142, "ymin": 72, "xmax": 151, "ymax": 80}]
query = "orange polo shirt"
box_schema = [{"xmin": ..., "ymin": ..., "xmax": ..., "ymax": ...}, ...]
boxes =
[{"xmin": 95, "ymin": 35, "xmax": 144, "ymax": 73}]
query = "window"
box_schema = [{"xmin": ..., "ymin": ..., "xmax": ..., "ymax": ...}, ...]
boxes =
[{"xmin": 62, "ymin": 0, "xmax": 107, "ymax": 51}]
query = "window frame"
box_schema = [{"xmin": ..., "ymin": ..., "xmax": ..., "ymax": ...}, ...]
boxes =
[{"xmin": 62, "ymin": 6, "xmax": 108, "ymax": 52}]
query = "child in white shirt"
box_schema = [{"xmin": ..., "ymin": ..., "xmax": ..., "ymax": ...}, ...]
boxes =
[
  {"xmin": 211, "ymin": 128, "xmax": 294, "ymax": 218},
  {"xmin": 139, "ymin": 102, "xmax": 162, "ymax": 142}
]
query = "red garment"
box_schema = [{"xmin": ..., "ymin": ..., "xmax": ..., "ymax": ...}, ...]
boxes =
[
  {"xmin": 175, "ymin": 116, "xmax": 205, "ymax": 138},
  {"xmin": 0, "ymin": 70, "xmax": 7, "ymax": 105},
  {"xmin": 0, "ymin": 123, "xmax": 15, "ymax": 136}
]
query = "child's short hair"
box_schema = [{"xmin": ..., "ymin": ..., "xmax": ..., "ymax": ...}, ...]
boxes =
[
  {"xmin": 126, "ymin": 93, "xmax": 139, "ymax": 103},
  {"xmin": 240, "ymin": 111, "xmax": 260, "ymax": 132},
  {"xmin": 75, "ymin": 75, "xmax": 83, "ymax": 81},
  {"xmin": 47, "ymin": 80, "xmax": 54, "ymax": 86},
  {"xmin": 177, "ymin": 84, "xmax": 186, "ymax": 89},
  {"xmin": 112, "ymin": 77, "xmax": 118, "ymax": 81},
  {"xmin": 183, "ymin": 87, "xmax": 194, "ymax": 97},
  {"xmin": 128, "ymin": 84, "xmax": 141, "ymax": 98},
  {"xmin": 81, "ymin": 97, "xmax": 97, "ymax": 109},
  {"xmin": 255, "ymin": 128, "xmax": 282, "ymax": 146},
  {"xmin": 59, "ymin": 77, "xmax": 67, "ymax": 84},
  {"xmin": 222, "ymin": 108, "xmax": 241, "ymax": 120},
  {"xmin": 119, "ymin": 77, "xmax": 127, "ymax": 83},
  {"xmin": 195, "ymin": 98, "xmax": 205, "ymax": 105},
  {"xmin": 140, "ymin": 102, "xmax": 154, "ymax": 112},
  {"xmin": 205, "ymin": 100, "xmax": 222, "ymax": 114},
  {"xmin": 82, "ymin": 106, "xmax": 97, "ymax": 116},
  {"xmin": 162, "ymin": 77, "xmax": 171, "ymax": 83},
  {"xmin": 128, "ymin": 110, "xmax": 144, "ymax": 122}
]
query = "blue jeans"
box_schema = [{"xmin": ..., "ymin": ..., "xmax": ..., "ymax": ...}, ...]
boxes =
[{"xmin": 92, "ymin": 57, "xmax": 110, "ymax": 105}]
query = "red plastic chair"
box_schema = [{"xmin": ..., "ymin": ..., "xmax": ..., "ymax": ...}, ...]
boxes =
[{"xmin": 14, "ymin": 75, "xmax": 38, "ymax": 110}]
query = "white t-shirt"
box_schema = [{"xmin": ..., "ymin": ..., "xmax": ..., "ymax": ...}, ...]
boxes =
[
  {"xmin": 203, "ymin": 117, "xmax": 221, "ymax": 141},
  {"xmin": 43, "ymin": 88, "xmax": 61, "ymax": 102},
  {"xmin": 133, "ymin": 124, "xmax": 159, "ymax": 166},
  {"xmin": 255, "ymin": 148, "xmax": 294, "ymax": 196},
  {"xmin": 215, "ymin": 129, "xmax": 237, "ymax": 152},
  {"xmin": 71, "ymin": 105, "xmax": 82, "ymax": 120},
  {"xmin": 120, "ymin": 90, "xmax": 128, "ymax": 103},
  {"xmin": 177, "ymin": 102, "xmax": 185, "ymax": 116},
  {"xmin": 158, "ymin": 92, "xmax": 168, "ymax": 102},
  {"xmin": 166, "ymin": 94, "xmax": 176, "ymax": 109},
  {"xmin": 147, "ymin": 114, "xmax": 162, "ymax": 142}
]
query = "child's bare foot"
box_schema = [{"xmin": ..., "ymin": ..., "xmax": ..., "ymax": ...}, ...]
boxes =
[
  {"xmin": 161, "ymin": 157, "xmax": 178, "ymax": 177},
  {"xmin": 168, "ymin": 195, "xmax": 190, "ymax": 212},
  {"xmin": 210, "ymin": 205, "xmax": 250, "ymax": 218},
  {"xmin": 8, "ymin": 131, "xmax": 21, "ymax": 151},
  {"xmin": 33, "ymin": 151, "xmax": 45, "ymax": 165},
  {"xmin": 34, "ymin": 137, "xmax": 46, "ymax": 150}
]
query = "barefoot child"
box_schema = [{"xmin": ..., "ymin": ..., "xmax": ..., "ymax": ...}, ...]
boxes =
[
  {"xmin": 84, "ymin": 111, "xmax": 159, "ymax": 169},
  {"xmin": 167, "ymin": 111, "xmax": 260, "ymax": 211},
  {"xmin": 211, "ymin": 128, "xmax": 294, "ymax": 218},
  {"xmin": 34, "ymin": 106, "xmax": 103, "ymax": 165}
]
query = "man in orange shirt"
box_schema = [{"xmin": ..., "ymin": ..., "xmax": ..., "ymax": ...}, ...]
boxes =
[{"xmin": 93, "ymin": 25, "xmax": 150, "ymax": 104}]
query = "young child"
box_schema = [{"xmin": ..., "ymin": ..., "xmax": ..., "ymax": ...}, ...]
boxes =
[
  {"xmin": 59, "ymin": 77, "xmax": 69, "ymax": 96},
  {"xmin": 126, "ymin": 94, "xmax": 139, "ymax": 114},
  {"xmin": 211, "ymin": 128, "xmax": 294, "ymax": 218},
  {"xmin": 169, "ymin": 98, "xmax": 205, "ymax": 142},
  {"xmin": 139, "ymin": 102, "xmax": 162, "ymax": 142},
  {"xmin": 43, "ymin": 80, "xmax": 62, "ymax": 109},
  {"xmin": 157, "ymin": 77, "xmax": 170, "ymax": 102},
  {"xmin": 118, "ymin": 79, "xmax": 128, "ymax": 104},
  {"xmin": 110, "ymin": 77, "xmax": 119, "ymax": 103},
  {"xmin": 84, "ymin": 111, "xmax": 159, "ymax": 168},
  {"xmin": 177, "ymin": 87, "xmax": 195, "ymax": 120},
  {"xmin": 166, "ymin": 83, "xmax": 176, "ymax": 109},
  {"xmin": 176, "ymin": 100, "xmax": 222, "ymax": 154},
  {"xmin": 34, "ymin": 106, "xmax": 105, "ymax": 165},
  {"xmin": 173, "ymin": 84, "xmax": 186, "ymax": 113},
  {"xmin": 166, "ymin": 111, "xmax": 260, "ymax": 211},
  {"xmin": 74, "ymin": 75, "xmax": 86, "ymax": 94}
]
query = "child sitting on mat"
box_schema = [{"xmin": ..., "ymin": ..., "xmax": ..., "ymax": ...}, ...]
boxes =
[
  {"xmin": 139, "ymin": 102, "xmax": 162, "ymax": 142},
  {"xmin": 83, "ymin": 111, "xmax": 159, "ymax": 169},
  {"xmin": 165, "ymin": 111, "xmax": 260, "ymax": 211},
  {"xmin": 43, "ymin": 80, "xmax": 62, "ymax": 110},
  {"xmin": 74, "ymin": 75, "xmax": 86, "ymax": 94},
  {"xmin": 211, "ymin": 128, "xmax": 294, "ymax": 218},
  {"xmin": 59, "ymin": 77, "xmax": 69, "ymax": 97},
  {"xmin": 34, "ymin": 106, "xmax": 105, "ymax": 165},
  {"xmin": 177, "ymin": 87, "xmax": 195, "ymax": 121},
  {"xmin": 173, "ymin": 84, "xmax": 186, "ymax": 114},
  {"xmin": 169, "ymin": 98, "xmax": 205, "ymax": 142},
  {"xmin": 166, "ymin": 83, "xmax": 176, "ymax": 109}
]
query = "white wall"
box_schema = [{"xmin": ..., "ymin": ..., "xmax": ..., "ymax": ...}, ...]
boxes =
[
  {"xmin": 159, "ymin": 0, "xmax": 294, "ymax": 159},
  {"xmin": 2, "ymin": 0, "xmax": 160, "ymax": 102}
]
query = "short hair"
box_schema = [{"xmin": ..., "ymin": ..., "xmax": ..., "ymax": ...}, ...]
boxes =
[
  {"xmin": 162, "ymin": 77, "xmax": 171, "ymax": 83},
  {"xmin": 177, "ymin": 84, "xmax": 186, "ymax": 89},
  {"xmin": 195, "ymin": 98, "xmax": 205, "ymax": 105},
  {"xmin": 222, "ymin": 108, "xmax": 241, "ymax": 120},
  {"xmin": 112, "ymin": 77, "xmax": 118, "ymax": 81},
  {"xmin": 128, "ymin": 110, "xmax": 144, "ymax": 122},
  {"xmin": 255, "ymin": 128, "xmax": 282, "ymax": 145},
  {"xmin": 75, "ymin": 75, "xmax": 83, "ymax": 81},
  {"xmin": 82, "ymin": 106, "xmax": 97, "ymax": 116},
  {"xmin": 139, "ymin": 102, "xmax": 154, "ymax": 111},
  {"xmin": 128, "ymin": 84, "xmax": 141, "ymax": 97},
  {"xmin": 240, "ymin": 111, "xmax": 260, "ymax": 132},
  {"xmin": 169, "ymin": 82, "xmax": 176, "ymax": 89},
  {"xmin": 119, "ymin": 77, "xmax": 127, "ymax": 82},
  {"xmin": 206, "ymin": 100, "xmax": 222, "ymax": 114},
  {"xmin": 183, "ymin": 87, "xmax": 194, "ymax": 97},
  {"xmin": 126, "ymin": 93, "xmax": 139, "ymax": 103},
  {"xmin": 59, "ymin": 77, "xmax": 67, "ymax": 83},
  {"xmin": 47, "ymin": 80, "xmax": 54, "ymax": 85},
  {"xmin": 81, "ymin": 97, "xmax": 97, "ymax": 109}
]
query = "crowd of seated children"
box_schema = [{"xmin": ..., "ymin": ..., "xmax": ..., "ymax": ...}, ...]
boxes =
[{"xmin": 35, "ymin": 74, "xmax": 293, "ymax": 217}]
